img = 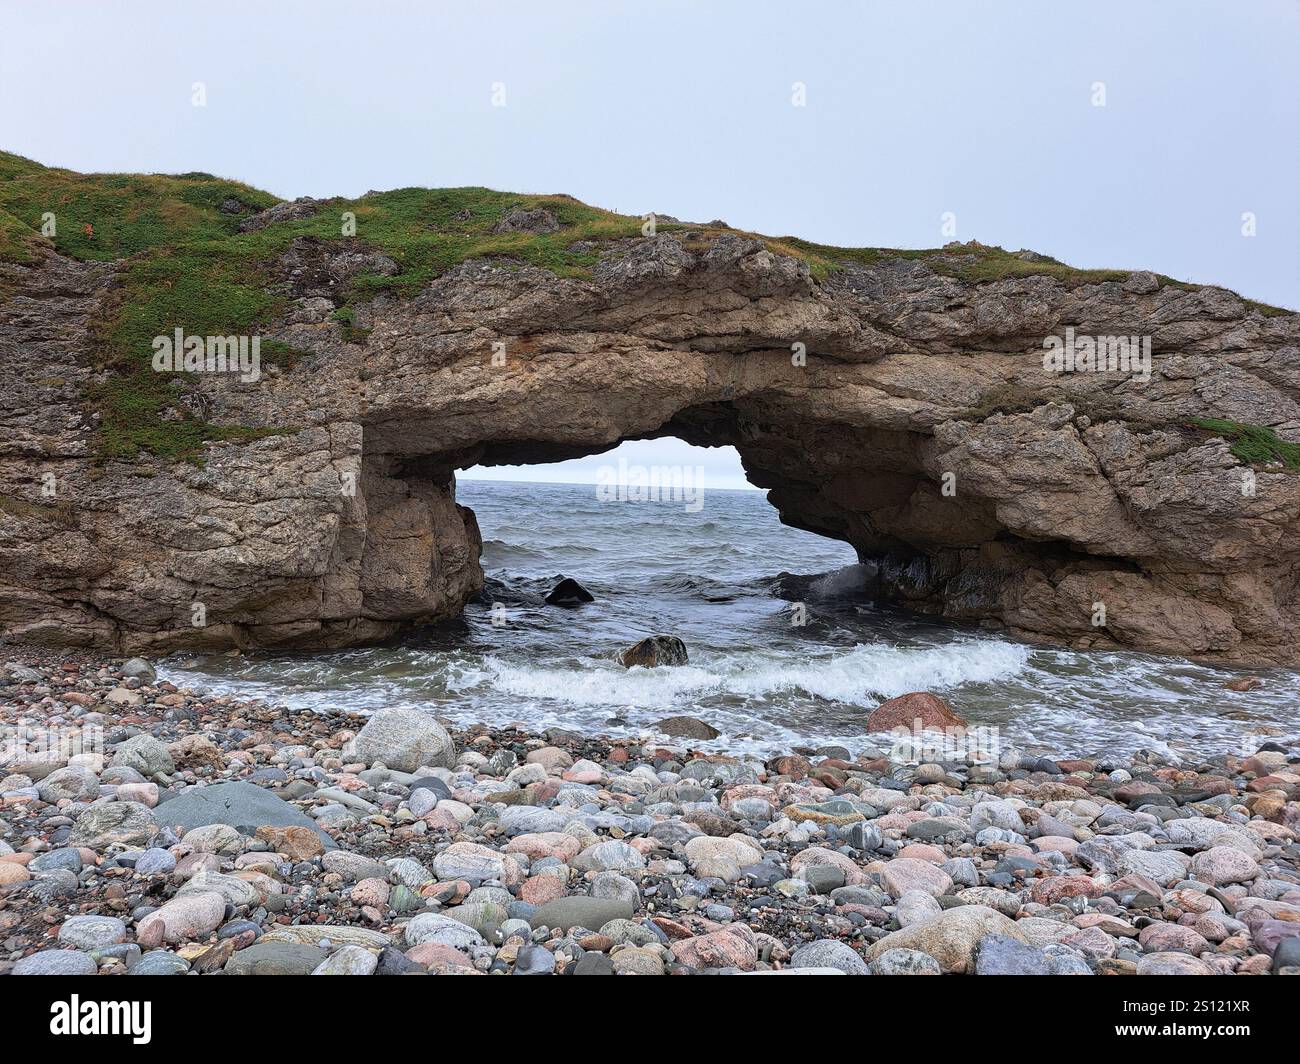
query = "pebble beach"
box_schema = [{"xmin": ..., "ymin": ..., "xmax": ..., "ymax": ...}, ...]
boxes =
[{"xmin": 2, "ymin": 649, "xmax": 1298, "ymax": 977}]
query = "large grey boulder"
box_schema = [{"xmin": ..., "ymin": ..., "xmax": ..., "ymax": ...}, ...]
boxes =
[
  {"xmin": 110, "ymin": 734, "xmax": 174, "ymax": 777},
  {"xmin": 789, "ymin": 939, "xmax": 870, "ymax": 974},
  {"xmin": 153, "ymin": 781, "xmax": 336, "ymax": 847},
  {"xmin": 36, "ymin": 765, "xmax": 101, "ymax": 803},
  {"xmin": 69, "ymin": 801, "xmax": 158, "ymax": 849},
  {"xmin": 342, "ymin": 708, "xmax": 455, "ymax": 772},
  {"xmin": 863, "ymin": 905, "xmax": 1029, "ymax": 974},
  {"xmin": 120, "ymin": 657, "xmax": 156, "ymax": 682},
  {"xmin": 528, "ymin": 896, "xmax": 635, "ymax": 932}
]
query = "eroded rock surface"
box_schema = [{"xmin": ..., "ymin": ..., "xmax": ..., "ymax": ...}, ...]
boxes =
[{"xmin": 2, "ymin": 229, "xmax": 1298, "ymax": 661}]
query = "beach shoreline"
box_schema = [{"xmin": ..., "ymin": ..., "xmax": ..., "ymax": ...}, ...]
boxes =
[{"xmin": 2, "ymin": 647, "xmax": 1297, "ymax": 976}]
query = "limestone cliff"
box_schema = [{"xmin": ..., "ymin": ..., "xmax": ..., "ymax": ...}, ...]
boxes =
[{"xmin": 1, "ymin": 153, "xmax": 1297, "ymax": 663}]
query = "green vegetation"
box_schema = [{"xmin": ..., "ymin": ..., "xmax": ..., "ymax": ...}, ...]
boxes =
[
  {"xmin": 0, "ymin": 149, "xmax": 1292, "ymax": 462},
  {"xmin": 0, "ymin": 151, "xmax": 665, "ymax": 460},
  {"xmin": 331, "ymin": 305, "xmax": 370, "ymax": 344},
  {"xmin": 1244, "ymin": 299, "xmax": 1290, "ymax": 318},
  {"xmin": 0, "ymin": 150, "xmax": 278, "ymax": 261},
  {"xmin": 784, "ymin": 236, "xmax": 1136, "ymax": 287},
  {"xmin": 1191, "ymin": 418, "xmax": 1300, "ymax": 470}
]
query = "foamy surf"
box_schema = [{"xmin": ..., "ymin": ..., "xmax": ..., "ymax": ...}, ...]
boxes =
[
  {"xmin": 156, "ymin": 481, "xmax": 1300, "ymax": 761},
  {"xmin": 461, "ymin": 638, "xmax": 1030, "ymax": 709}
]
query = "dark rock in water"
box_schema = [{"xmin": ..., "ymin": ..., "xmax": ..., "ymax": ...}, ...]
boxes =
[
  {"xmin": 865, "ymin": 690, "xmax": 966, "ymax": 733},
  {"xmin": 120, "ymin": 657, "xmax": 156, "ymax": 682},
  {"xmin": 654, "ymin": 715, "xmax": 717, "ymax": 739},
  {"xmin": 544, "ymin": 727, "xmax": 581, "ymax": 743},
  {"xmin": 544, "ymin": 577, "xmax": 594, "ymax": 606},
  {"xmin": 154, "ymin": 781, "xmax": 336, "ymax": 847},
  {"xmin": 621, "ymin": 635, "xmax": 688, "ymax": 668}
]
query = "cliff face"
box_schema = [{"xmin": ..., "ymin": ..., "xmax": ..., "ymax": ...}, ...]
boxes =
[{"xmin": 1, "ymin": 156, "xmax": 1298, "ymax": 663}]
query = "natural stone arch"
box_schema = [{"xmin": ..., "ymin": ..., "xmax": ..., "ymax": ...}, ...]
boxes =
[{"xmin": 2, "ymin": 228, "xmax": 1298, "ymax": 664}]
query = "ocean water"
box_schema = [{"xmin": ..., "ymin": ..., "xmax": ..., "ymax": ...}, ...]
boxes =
[{"xmin": 162, "ymin": 480, "xmax": 1299, "ymax": 762}]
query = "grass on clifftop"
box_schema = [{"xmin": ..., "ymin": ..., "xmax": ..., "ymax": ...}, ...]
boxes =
[
  {"xmin": 0, "ymin": 149, "xmax": 1292, "ymax": 462},
  {"xmin": 0, "ymin": 151, "xmax": 649, "ymax": 460},
  {"xmin": 1192, "ymin": 418, "xmax": 1300, "ymax": 470}
]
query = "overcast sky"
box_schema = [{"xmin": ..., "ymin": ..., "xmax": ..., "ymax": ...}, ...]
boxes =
[{"xmin": 3, "ymin": 0, "xmax": 1295, "ymax": 490}]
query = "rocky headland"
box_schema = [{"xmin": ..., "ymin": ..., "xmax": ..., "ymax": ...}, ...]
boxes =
[{"xmin": 2, "ymin": 152, "xmax": 1299, "ymax": 663}]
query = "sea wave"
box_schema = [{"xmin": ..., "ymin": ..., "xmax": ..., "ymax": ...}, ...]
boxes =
[{"xmin": 460, "ymin": 638, "xmax": 1030, "ymax": 709}]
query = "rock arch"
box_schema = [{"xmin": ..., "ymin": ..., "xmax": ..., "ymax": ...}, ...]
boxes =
[{"xmin": 2, "ymin": 232, "xmax": 1298, "ymax": 664}]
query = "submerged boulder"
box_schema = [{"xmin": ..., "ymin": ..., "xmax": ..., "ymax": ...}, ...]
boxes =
[
  {"xmin": 544, "ymin": 577, "xmax": 594, "ymax": 606},
  {"xmin": 654, "ymin": 715, "xmax": 718, "ymax": 739},
  {"xmin": 865, "ymin": 691, "xmax": 967, "ymax": 733},
  {"xmin": 621, "ymin": 635, "xmax": 688, "ymax": 668}
]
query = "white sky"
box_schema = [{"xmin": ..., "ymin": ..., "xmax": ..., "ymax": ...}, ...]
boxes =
[
  {"xmin": 3, "ymin": 0, "xmax": 1295, "ymax": 488},
  {"xmin": 463, "ymin": 437, "xmax": 758, "ymax": 491}
]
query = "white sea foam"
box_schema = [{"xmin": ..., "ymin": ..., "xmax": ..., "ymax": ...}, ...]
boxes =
[
  {"xmin": 461, "ymin": 638, "xmax": 1030, "ymax": 709},
  {"xmin": 154, "ymin": 481, "xmax": 1300, "ymax": 762}
]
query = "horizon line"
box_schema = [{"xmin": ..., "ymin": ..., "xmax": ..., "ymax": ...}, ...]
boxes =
[{"xmin": 458, "ymin": 474, "xmax": 762, "ymax": 492}]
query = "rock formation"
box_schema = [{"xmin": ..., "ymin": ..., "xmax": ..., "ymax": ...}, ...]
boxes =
[{"xmin": 1, "ymin": 159, "xmax": 1298, "ymax": 663}]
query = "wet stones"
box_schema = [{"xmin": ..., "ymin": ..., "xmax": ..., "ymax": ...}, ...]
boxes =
[
  {"xmin": 622, "ymin": 636, "xmax": 689, "ymax": 668},
  {"xmin": 2, "ymin": 653, "xmax": 1297, "ymax": 980},
  {"xmin": 654, "ymin": 715, "xmax": 718, "ymax": 739},
  {"xmin": 865, "ymin": 691, "xmax": 967, "ymax": 733}
]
